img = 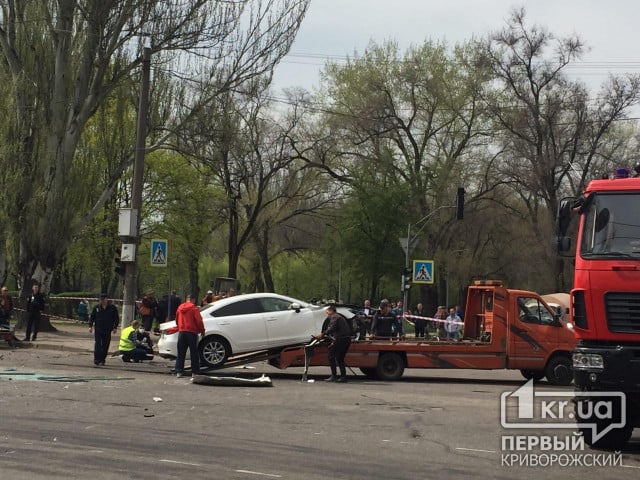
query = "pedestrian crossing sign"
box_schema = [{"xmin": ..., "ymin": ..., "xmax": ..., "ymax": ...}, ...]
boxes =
[
  {"xmin": 150, "ymin": 239, "xmax": 168, "ymax": 267},
  {"xmin": 413, "ymin": 260, "xmax": 434, "ymax": 284}
]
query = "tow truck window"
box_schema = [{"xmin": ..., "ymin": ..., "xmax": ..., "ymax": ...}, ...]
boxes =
[
  {"xmin": 581, "ymin": 193, "xmax": 640, "ymax": 258},
  {"xmin": 518, "ymin": 298, "xmax": 555, "ymax": 325}
]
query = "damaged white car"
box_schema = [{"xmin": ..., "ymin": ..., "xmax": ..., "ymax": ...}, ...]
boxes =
[{"xmin": 158, "ymin": 293, "xmax": 354, "ymax": 369}]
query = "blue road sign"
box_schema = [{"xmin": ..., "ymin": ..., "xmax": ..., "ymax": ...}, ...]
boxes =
[
  {"xmin": 150, "ymin": 239, "xmax": 168, "ymax": 267},
  {"xmin": 412, "ymin": 260, "xmax": 434, "ymax": 284}
]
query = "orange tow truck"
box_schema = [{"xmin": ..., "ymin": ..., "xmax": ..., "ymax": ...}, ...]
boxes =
[{"xmin": 273, "ymin": 281, "xmax": 578, "ymax": 384}]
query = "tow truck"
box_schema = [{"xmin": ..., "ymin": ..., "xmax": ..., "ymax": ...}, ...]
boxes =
[
  {"xmin": 272, "ymin": 280, "xmax": 577, "ymax": 385},
  {"xmin": 557, "ymin": 167, "xmax": 640, "ymax": 448}
]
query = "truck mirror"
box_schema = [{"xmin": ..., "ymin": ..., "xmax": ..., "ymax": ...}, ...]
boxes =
[{"xmin": 557, "ymin": 197, "xmax": 576, "ymax": 237}]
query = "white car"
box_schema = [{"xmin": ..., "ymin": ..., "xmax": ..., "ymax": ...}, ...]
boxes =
[{"xmin": 158, "ymin": 293, "xmax": 355, "ymax": 369}]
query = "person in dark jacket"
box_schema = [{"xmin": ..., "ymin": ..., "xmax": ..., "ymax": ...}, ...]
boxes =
[
  {"xmin": 174, "ymin": 294, "xmax": 205, "ymax": 377},
  {"xmin": 0, "ymin": 286, "xmax": 14, "ymax": 330},
  {"xmin": 139, "ymin": 291, "xmax": 158, "ymax": 332},
  {"xmin": 24, "ymin": 283, "xmax": 46, "ymax": 341},
  {"xmin": 169, "ymin": 290, "xmax": 181, "ymax": 321},
  {"xmin": 315, "ymin": 304, "xmax": 352, "ymax": 383},
  {"xmin": 88, "ymin": 294, "xmax": 119, "ymax": 366},
  {"xmin": 371, "ymin": 300, "xmax": 398, "ymax": 338}
]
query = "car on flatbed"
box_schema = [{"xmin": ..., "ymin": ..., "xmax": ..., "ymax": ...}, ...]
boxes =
[{"xmin": 158, "ymin": 293, "xmax": 354, "ymax": 369}]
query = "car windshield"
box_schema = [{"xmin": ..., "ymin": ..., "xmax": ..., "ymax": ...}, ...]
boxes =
[{"xmin": 580, "ymin": 193, "xmax": 640, "ymax": 259}]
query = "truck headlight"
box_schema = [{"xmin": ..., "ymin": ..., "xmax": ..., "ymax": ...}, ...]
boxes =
[{"xmin": 572, "ymin": 352, "xmax": 604, "ymax": 370}]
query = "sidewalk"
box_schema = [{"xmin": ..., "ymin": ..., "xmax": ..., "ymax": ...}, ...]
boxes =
[{"xmin": 5, "ymin": 321, "xmax": 106, "ymax": 354}]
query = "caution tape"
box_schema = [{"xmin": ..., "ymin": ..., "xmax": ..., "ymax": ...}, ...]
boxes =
[
  {"xmin": 46, "ymin": 296, "xmax": 124, "ymax": 302},
  {"xmin": 402, "ymin": 313, "xmax": 464, "ymax": 326}
]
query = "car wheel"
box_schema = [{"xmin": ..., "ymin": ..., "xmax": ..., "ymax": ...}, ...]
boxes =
[
  {"xmin": 545, "ymin": 355, "xmax": 573, "ymax": 386},
  {"xmin": 520, "ymin": 369, "xmax": 545, "ymax": 382},
  {"xmin": 199, "ymin": 336, "xmax": 231, "ymax": 369},
  {"xmin": 376, "ymin": 353, "xmax": 405, "ymax": 381}
]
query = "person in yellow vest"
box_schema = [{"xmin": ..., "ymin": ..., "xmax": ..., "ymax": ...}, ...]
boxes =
[{"xmin": 119, "ymin": 320, "xmax": 153, "ymax": 363}]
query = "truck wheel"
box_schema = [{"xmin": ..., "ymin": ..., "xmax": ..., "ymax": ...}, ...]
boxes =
[
  {"xmin": 376, "ymin": 353, "xmax": 405, "ymax": 381},
  {"xmin": 575, "ymin": 396, "xmax": 633, "ymax": 449},
  {"xmin": 199, "ymin": 336, "xmax": 231, "ymax": 369},
  {"xmin": 520, "ymin": 369, "xmax": 545, "ymax": 382},
  {"xmin": 359, "ymin": 367, "xmax": 378, "ymax": 379},
  {"xmin": 544, "ymin": 355, "xmax": 573, "ymax": 386}
]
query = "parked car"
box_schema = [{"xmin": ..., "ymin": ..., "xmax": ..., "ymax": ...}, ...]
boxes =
[{"xmin": 158, "ymin": 293, "xmax": 355, "ymax": 369}]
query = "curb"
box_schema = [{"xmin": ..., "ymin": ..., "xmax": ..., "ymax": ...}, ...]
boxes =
[{"xmin": 11, "ymin": 341, "xmax": 97, "ymax": 355}]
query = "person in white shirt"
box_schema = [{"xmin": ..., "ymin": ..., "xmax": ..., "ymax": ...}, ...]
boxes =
[{"xmin": 445, "ymin": 308, "xmax": 462, "ymax": 340}]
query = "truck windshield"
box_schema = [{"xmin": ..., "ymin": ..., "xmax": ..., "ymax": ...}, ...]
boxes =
[{"xmin": 581, "ymin": 193, "xmax": 640, "ymax": 258}]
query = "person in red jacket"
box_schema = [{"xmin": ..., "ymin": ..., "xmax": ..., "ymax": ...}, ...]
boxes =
[{"xmin": 174, "ymin": 294, "xmax": 205, "ymax": 377}]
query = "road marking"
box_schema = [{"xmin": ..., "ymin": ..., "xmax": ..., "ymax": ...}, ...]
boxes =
[
  {"xmin": 159, "ymin": 459, "xmax": 202, "ymax": 467},
  {"xmin": 621, "ymin": 464, "xmax": 640, "ymax": 469},
  {"xmin": 456, "ymin": 447, "xmax": 497, "ymax": 453},
  {"xmin": 235, "ymin": 469, "xmax": 282, "ymax": 478}
]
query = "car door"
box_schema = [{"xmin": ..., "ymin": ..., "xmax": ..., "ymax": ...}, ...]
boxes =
[
  {"xmin": 509, "ymin": 296, "xmax": 559, "ymax": 369},
  {"xmin": 259, "ymin": 297, "xmax": 316, "ymax": 347},
  {"xmin": 209, "ymin": 298, "xmax": 269, "ymax": 353}
]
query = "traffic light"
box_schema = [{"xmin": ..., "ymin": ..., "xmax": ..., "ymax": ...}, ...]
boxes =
[
  {"xmin": 401, "ymin": 268, "xmax": 412, "ymax": 291},
  {"xmin": 456, "ymin": 187, "xmax": 465, "ymax": 220},
  {"xmin": 114, "ymin": 257, "xmax": 125, "ymax": 276}
]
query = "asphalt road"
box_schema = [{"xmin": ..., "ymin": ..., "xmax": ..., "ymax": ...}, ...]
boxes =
[{"xmin": 1, "ymin": 346, "xmax": 638, "ymax": 479}]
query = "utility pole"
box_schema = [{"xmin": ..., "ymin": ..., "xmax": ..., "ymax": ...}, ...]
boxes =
[{"xmin": 121, "ymin": 40, "xmax": 151, "ymax": 327}]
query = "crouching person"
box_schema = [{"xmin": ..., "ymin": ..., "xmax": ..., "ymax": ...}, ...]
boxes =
[{"xmin": 120, "ymin": 320, "xmax": 153, "ymax": 363}]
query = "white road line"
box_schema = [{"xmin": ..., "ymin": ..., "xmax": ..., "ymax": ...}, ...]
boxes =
[
  {"xmin": 159, "ymin": 459, "xmax": 202, "ymax": 467},
  {"xmin": 621, "ymin": 464, "xmax": 640, "ymax": 469},
  {"xmin": 235, "ymin": 469, "xmax": 282, "ymax": 478},
  {"xmin": 456, "ymin": 447, "xmax": 497, "ymax": 453}
]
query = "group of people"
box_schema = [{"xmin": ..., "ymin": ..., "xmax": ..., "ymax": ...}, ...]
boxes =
[
  {"xmin": 88, "ymin": 291, "xmax": 205, "ymax": 376},
  {"xmin": 0, "ymin": 283, "xmax": 47, "ymax": 341},
  {"xmin": 354, "ymin": 299, "xmax": 464, "ymax": 341},
  {"xmin": 200, "ymin": 287, "xmax": 235, "ymax": 306},
  {"xmin": 313, "ymin": 299, "xmax": 465, "ymax": 384},
  {"xmin": 139, "ymin": 290, "xmax": 182, "ymax": 333}
]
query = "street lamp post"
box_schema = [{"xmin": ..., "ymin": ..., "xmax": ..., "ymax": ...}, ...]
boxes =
[{"xmin": 122, "ymin": 40, "xmax": 151, "ymax": 327}]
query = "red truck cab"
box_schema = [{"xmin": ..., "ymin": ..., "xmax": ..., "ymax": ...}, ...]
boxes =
[{"xmin": 557, "ymin": 171, "xmax": 640, "ymax": 448}]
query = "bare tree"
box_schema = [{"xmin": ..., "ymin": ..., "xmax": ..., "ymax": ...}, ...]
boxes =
[
  {"xmin": 479, "ymin": 7, "xmax": 640, "ymax": 289},
  {"xmin": 174, "ymin": 88, "xmax": 339, "ymax": 288}
]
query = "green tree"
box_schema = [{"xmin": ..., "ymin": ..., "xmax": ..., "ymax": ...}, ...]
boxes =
[
  {"xmin": 298, "ymin": 39, "xmax": 489, "ymax": 304},
  {"xmin": 0, "ymin": 0, "xmax": 310, "ymax": 300}
]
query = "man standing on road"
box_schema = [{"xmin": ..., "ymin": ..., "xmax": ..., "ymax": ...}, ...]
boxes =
[
  {"xmin": 24, "ymin": 283, "xmax": 45, "ymax": 342},
  {"xmin": 174, "ymin": 294, "xmax": 205, "ymax": 377},
  {"xmin": 315, "ymin": 304, "xmax": 352, "ymax": 383},
  {"xmin": 89, "ymin": 294, "xmax": 119, "ymax": 366}
]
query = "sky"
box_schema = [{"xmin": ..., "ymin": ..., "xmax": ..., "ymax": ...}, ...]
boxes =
[{"xmin": 271, "ymin": 0, "xmax": 639, "ymax": 95}]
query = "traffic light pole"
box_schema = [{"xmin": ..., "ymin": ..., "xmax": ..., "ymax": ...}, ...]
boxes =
[{"xmin": 401, "ymin": 201, "xmax": 463, "ymax": 311}]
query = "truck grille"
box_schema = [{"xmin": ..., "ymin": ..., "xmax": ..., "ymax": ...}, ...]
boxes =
[{"xmin": 605, "ymin": 292, "xmax": 640, "ymax": 333}]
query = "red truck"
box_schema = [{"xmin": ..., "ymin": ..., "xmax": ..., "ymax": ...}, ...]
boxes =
[
  {"xmin": 273, "ymin": 280, "xmax": 577, "ymax": 385},
  {"xmin": 557, "ymin": 169, "xmax": 640, "ymax": 448}
]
